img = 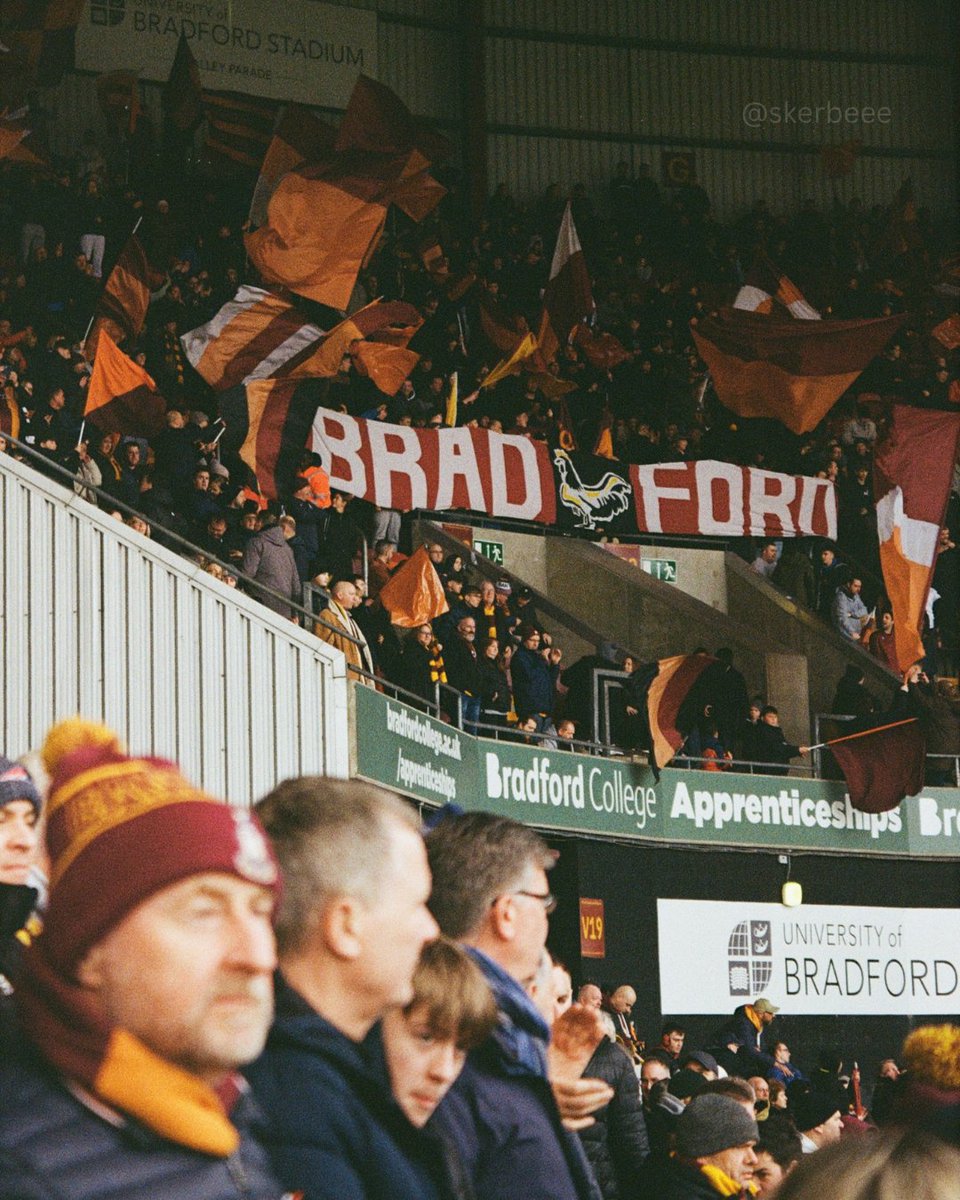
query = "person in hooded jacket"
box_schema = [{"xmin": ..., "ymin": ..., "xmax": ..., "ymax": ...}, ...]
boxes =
[{"xmin": 241, "ymin": 513, "xmax": 302, "ymax": 621}]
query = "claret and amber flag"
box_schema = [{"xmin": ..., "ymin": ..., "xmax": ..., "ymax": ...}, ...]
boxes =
[
  {"xmin": 691, "ymin": 309, "xmax": 906, "ymax": 435},
  {"xmin": 202, "ymin": 90, "xmax": 278, "ymax": 170},
  {"xmin": 378, "ymin": 545, "xmax": 449, "ymax": 628},
  {"xmin": 218, "ymin": 377, "xmax": 323, "ymax": 501},
  {"xmin": 246, "ymin": 75, "xmax": 450, "ymax": 311},
  {"xmin": 85, "ymin": 331, "xmax": 166, "ymax": 438},
  {"xmin": 873, "ymin": 404, "xmax": 960, "ymax": 672},
  {"xmin": 536, "ymin": 202, "xmax": 595, "ymax": 366},
  {"xmin": 84, "ymin": 229, "xmax": 166, "ymax": 360},
  {"xmin": 249, "ymin": 105, "xmax": 337, "ymax": 227},
  {"xmin": 0, "ymin": 0, "xmax": 84, "ymax": 100}
]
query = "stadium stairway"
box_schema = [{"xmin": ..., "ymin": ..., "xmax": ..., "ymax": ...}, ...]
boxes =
[
  {"xmin": 417, "ymin": 520, "xmax": 899, "ymax": 745},
  {"xmin": 0, "ymin": 448, "xmax": 349, "ymax": 802}
]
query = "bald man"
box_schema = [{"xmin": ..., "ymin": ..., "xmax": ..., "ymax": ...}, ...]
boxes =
[{"xmin": 609, "ymin": 984, "xmax": 643, "ymax": 1062}]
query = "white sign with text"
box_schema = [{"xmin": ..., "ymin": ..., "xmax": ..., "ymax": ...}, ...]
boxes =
[
  {"xmin": 657, "ymin": 899, "xmax": 960, "ymax": 1016},
  {"xmin": 77, "ymin": 0, "xmax": 377, "ymax": 107}
]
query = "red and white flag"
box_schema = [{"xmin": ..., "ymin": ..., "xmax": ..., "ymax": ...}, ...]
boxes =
[
  {"xmin": 874, "ymin": 404, "xmax": 960, "ymax": 671},
  {"xmin": 733, "ymin": 251, "xmax": 820, "ymax": 320},
  {"xmin": 536, "ymin": 202, "xmax": 595, "ymax": 365}
]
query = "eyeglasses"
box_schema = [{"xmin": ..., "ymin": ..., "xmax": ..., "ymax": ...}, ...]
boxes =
[{"xmin": 510, "ymin": 889, "xmax": 557, "ymax": 914}]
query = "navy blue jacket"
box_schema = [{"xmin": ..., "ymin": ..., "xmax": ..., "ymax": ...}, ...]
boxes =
[
  {"xmin": 244, "ymin": 973, "xmax": 446, "ymax": 1200},
  {"xmin": 432, "ymin": 1039, "xmax": 600, "ymax": 1200},
  {"xmin": 0, "ymin": 1042, "xmax": 282, "ymax": 1200},
  {"xmin": 511, "ymin": 646, "xmax": 560, "ymax": 719}
]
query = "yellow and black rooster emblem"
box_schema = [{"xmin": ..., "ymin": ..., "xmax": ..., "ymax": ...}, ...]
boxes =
[{"xmin": 553, "ymin": 449, "xmax": 632, "ymax": 530}]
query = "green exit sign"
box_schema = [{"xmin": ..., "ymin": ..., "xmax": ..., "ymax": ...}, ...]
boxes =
[
  {"xmin": 473, "ymin": 539, "xmax": 504, "ymax": 565},
  {"xmin": 641, "ymin": 557, "xmax": 677, "ymax": 583}
]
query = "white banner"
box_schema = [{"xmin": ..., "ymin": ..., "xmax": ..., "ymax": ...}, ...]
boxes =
[
  {"xmin": 657, "ymin": 899, "xmax": 960, "ymax": 1016},
  {"xmin": 76, "ymin": 1, "xmax": 377, "ymax": 108}
]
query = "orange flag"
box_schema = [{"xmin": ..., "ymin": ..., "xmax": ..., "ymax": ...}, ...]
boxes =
[
  {"xmin": 85, "ymin": 331, "xmax": 166, "ymax": 438},
  {"xmin": 378, "ymin": 545, "xmax": 449, "ymax": 628},
  {"xmin": 352, "ymin": 341, "xmax": 418, "ymax": 396}
]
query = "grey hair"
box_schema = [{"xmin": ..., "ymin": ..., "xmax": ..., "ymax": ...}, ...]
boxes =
[{"xmin": 255, "ymin": 777, "xmax": 418, "ymax": 953}]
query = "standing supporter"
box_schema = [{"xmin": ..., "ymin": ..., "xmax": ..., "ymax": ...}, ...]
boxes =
[
  {"xmin": 751, "ymin": 541, "xmax": 779, "ymax": 578},
  {"xmin": 751, "ymin": 1113, "xmax": 802, "ymax": 1197},
  {"xmin": 400, "ymin": 623, "xmax": 447, "ymax": 706},
  {"xmin": 831, "ymin": 575, "xmax": 871, "ymax": 641},
  {"xmin": 317, "ymin": 490, "xmax": 364, "ymax": 581},
  {"xmin": 382, "ymin": 937, "xmax": 497, "ymax": 1183},
  {"xmin": 0, "ymin": 755, "xmax": 43, "ymax": 1046},
  {"xmin": 659, "ymin": 1021, "xmax": 687, "ymax": 1069},
  {"xmin": 314, "ymin": 578, "xmax": 375, "ymax": 686},
  {"xmin": 791, "ymin": 1093, "xmax": 843, "ymax": 1154},
  {"xmin": 578, "ymin": 1019, "xmax": 650, "ymax": 1200},
  {"xmin": 443, "ymin": 614, "xmax": 483, "ymax": 730},
  {"xmin": 247, "ymin": 777, "xmax": 442, "ymax": 1200},
  {"xmin": 647, "ymin": 1093, "xmax": 759, "ymax": 1199},
  {"xmin": 287, "ymin": 476, "xmax": 324, "ymax": 575},
  {"xmin": 241, "ymin": 512, "xmax": 302, "ymax": 622},
  {"xmin": 0, "ymin": 718, "xmax": 284, "ymax": 1197},
  {"xmin": 752, "ymin": 709, "xmax": 809, "ymax": 777},
  {"xmin": 478, "ymin": 636, "xmax": 509, "ymax": 729},
  {"xmin": 425, "ymin": 811, "xmax": 606, "ymax": 1200},
  {"xmin": 607, "ymin": 984, "xmax": 643, "ymax": 1063},
  {"xmin": 830, "ymin": 665, "xmax": 874, "ymax": 719},
  {"xmin": 512, "ymin": 623, "xmax": 562, "ymax": 722},
  {"xmin": 868, "ymin": 608, "xmax": 899, "ymax": 672}
]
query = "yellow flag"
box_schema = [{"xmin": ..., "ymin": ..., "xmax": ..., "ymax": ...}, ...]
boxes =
[
  {"xmin": 444, "ymin": 371, "xmax": 458, "ymax": 426},
  {"xmin": 480, "ymin": 332, "xmax": 537, "ymax": 390}
]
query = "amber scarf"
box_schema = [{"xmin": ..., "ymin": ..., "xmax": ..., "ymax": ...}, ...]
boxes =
[{"xmin": 17, "ymin": 941, "xmax": 240, "ymax": 1156}]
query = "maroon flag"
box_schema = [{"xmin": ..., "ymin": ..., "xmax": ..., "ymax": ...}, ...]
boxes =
[
  {"xmin": 536, "ymin": 202, "xmax": 595, "ymax": 365},
  {"xmin": 828, "ymin": 719, "xmax": 925, "ymax": 812},
  {"xmin": 692, "ymin": 309, "xmax": 906, "ymax": 435},
  {"xmin": 162, "ymin": 33, "xmax": 203, "ymax": 134}
]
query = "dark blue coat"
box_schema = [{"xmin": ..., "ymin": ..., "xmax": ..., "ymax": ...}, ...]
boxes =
[
  {"xmin": 0, "ymin": 1042, "xmax": 283, "ymax": 1200},
  {"xmin": 511, "ymin": 646, "xmax": 560, "ymax": 719},
  {"xmin": 431, "ymin": 1035, "xmax": 600, "ymax": 1200},
  {"xmin": 244, "ymin": 973, "xmax": 446, "ymax": 1200}
]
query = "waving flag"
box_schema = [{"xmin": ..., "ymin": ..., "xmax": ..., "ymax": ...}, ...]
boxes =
[
  {"xmin": 874, "ymin": 404, "xmax": 960, "ymax": 671},
  {"xmin": 536, "ymin": 202, "xmax": 595, "ymax": 365},
  {"xmin": 85, "ymin": 331, "xmax": 166, "ymax": 438},
  {"xmin": 692, "ymin": 310, "xmax": 906, "ymax": 434},
  {"xmin": 219, "ymin": 378, "xmax": 323, "ymax": 500},
  {"xmin": 378, "ymin": 545, "xmax": 449, "ymax": 627},
  {"xmin": 734, "ymin": 251, "xmax": 820, "ymax": 319},
  {"xmin": 828, "ymin": 719, "xmax": 925, "ymax": 812}
]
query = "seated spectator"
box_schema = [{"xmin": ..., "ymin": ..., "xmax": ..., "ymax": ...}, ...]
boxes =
[
  {"xmin": 248, "ymin": 777, "xmax": 442, "ymax": 1200},
  {"xmin": 0, "ymin": 718, "xmax": 283, "ymax": 1195}
]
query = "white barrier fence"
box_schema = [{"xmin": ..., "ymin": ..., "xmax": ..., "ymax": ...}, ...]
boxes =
[{"xmin": 0, "ymin": 453, "xmax": 349, "ymax": 804}]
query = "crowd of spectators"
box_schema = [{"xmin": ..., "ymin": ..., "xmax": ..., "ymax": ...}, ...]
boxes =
[
  {"xmin": 0, "ymin": 116, "xmax": 958, "ymax": 750},
  {"xmin": 2, "ymin": 722, "xmax": 959, "ymax": 1198}
]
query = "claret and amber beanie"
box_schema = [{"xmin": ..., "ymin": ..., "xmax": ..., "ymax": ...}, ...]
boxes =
[{"xmin": 40, "ymin": 718, "xmax": 280, "ymax": 974}]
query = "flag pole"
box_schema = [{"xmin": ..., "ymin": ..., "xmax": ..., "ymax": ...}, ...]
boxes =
[
  {"xmin": 808, "ymin": 717, "xmax": 919, "ymax": 754},
  {"xmin": 76, "ymin": 419, "xmax": 86, "ymax": 448}
]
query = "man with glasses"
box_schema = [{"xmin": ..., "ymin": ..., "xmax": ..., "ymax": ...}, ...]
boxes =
[{"xmin": 426, "ymin": 811, "xmax": 604, "ymax": 1200}]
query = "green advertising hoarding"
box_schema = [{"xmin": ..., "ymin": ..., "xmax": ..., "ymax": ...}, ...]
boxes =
[{"xmin": 353, "ymin": 687, "xmax": 960, "ymax": 859}]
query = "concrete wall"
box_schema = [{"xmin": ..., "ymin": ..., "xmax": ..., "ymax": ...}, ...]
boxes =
[{"xmin": 448, "ymin": 525, "xmax": 899, "ymax": 744}]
